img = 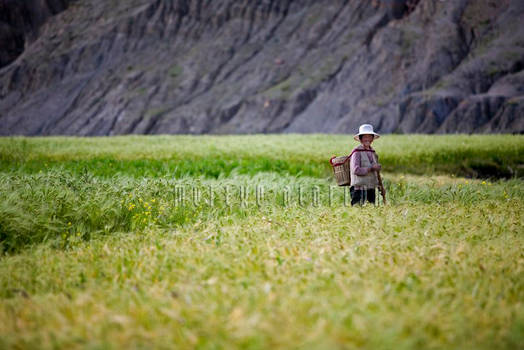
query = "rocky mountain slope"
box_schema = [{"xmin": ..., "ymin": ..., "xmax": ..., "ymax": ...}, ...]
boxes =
[{"xmin": 0, "ymin": 0, "xmax": 523, "ymax": 135}]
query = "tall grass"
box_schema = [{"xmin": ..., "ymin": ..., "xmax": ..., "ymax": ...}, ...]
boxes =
[
  {"xmin": 0, "ymin": 135, "xmax": 522, "ymax": 349},
  {"xmin": 0, "ymin": 169, "xmax": 521, "ymax": 253},
  {"xmin": 0, "ymin": 201, "xmax": 522, "ymax": 349}
]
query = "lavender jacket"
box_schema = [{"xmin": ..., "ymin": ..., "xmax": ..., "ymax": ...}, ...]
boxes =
[{"xmin": 350, "ymin": 145, "xmax": 379, "ymax": 190}]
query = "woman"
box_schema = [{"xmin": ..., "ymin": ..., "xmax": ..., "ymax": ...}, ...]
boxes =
[{"xmin": 349, "ymin": 124, "xmax": 382, "ymax": 206}]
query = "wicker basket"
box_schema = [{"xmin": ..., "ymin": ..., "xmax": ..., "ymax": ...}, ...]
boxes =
[{"xmin": 330, "ymin": 155, "xmax": 351, "ymax": 186}]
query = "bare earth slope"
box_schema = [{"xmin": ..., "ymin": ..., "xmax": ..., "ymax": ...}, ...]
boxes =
[{"xmin": 0, "ymin": 0, "xmax": 523, "ymax": 135}]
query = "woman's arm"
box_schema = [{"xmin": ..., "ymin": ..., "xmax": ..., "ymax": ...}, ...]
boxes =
[
  {"xmin": 351, "ymin": 151, "xmax": 371, "ymax": 175},
  {"xmin": 370, "ymin": 152, "xmax": 381, "ymax": 171}
]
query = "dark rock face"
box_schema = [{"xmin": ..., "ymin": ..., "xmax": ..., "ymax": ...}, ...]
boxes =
[
  {"xmin": 0, "ymin": 0, "xmax": 523, "ymax": 136},
  {"xmin": 0, "ymin": 0, "xmax": 71, "ymax": 68}
]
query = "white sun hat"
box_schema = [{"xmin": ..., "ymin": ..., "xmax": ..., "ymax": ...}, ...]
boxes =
[{"xmin": 353, "ymin": 124, "xmax": 380, "ymax": 141}]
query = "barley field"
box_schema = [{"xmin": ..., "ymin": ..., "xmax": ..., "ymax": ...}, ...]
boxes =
[{"xmin": 0, "ymin": 134, "xmax": 523, "ymax": 349}]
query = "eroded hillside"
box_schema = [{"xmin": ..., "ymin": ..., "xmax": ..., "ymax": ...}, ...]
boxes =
[{"xmin": 0, "ymin": 0, "xmax": 523, "ymax": 135}]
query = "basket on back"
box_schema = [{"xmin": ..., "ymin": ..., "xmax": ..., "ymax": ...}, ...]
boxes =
[{"xmin": 329, "ymin": 155, "xmax": 351, "ymax": 186}]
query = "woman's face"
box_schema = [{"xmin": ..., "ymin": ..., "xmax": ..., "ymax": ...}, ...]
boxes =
[{"xmin": 360, "ymin": 134, "xmax": 374, "ymax": 147}]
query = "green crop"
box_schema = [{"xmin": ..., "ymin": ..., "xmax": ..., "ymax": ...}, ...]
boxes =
[{"xmin": 0, "ymin": 135, "xmax": 522, "ymax": 349}]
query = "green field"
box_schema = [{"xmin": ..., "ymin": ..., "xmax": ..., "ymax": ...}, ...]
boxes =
[{"xmin": 0, "ymin": 135, "xmax": 523, "ymax": 349}]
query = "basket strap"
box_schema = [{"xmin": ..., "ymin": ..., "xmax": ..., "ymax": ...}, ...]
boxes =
[{"xmin": 330, "ymin": 149, "xmax": 374, "ymax": 167}]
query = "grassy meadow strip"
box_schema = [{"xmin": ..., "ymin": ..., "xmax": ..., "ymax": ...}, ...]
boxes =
[
  {"xmin": 0, "ymin": 170, "xmax": 522, "ymax": 253},
  {"xmin": 1, "ymin": 134, "xmax": 523, "ymax": 178},
  {"xmin": 0, "ymin": 202, "xmax": 522, "ymax": 349},
  {"xmin": 0, "ymin": 157, "xmax": 325, "ymax": 179}
]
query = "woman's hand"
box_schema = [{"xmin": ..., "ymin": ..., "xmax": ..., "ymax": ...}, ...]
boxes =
[{"xmin": 371, "ymin": 164, "xmax": 381, "ymax": 172}]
